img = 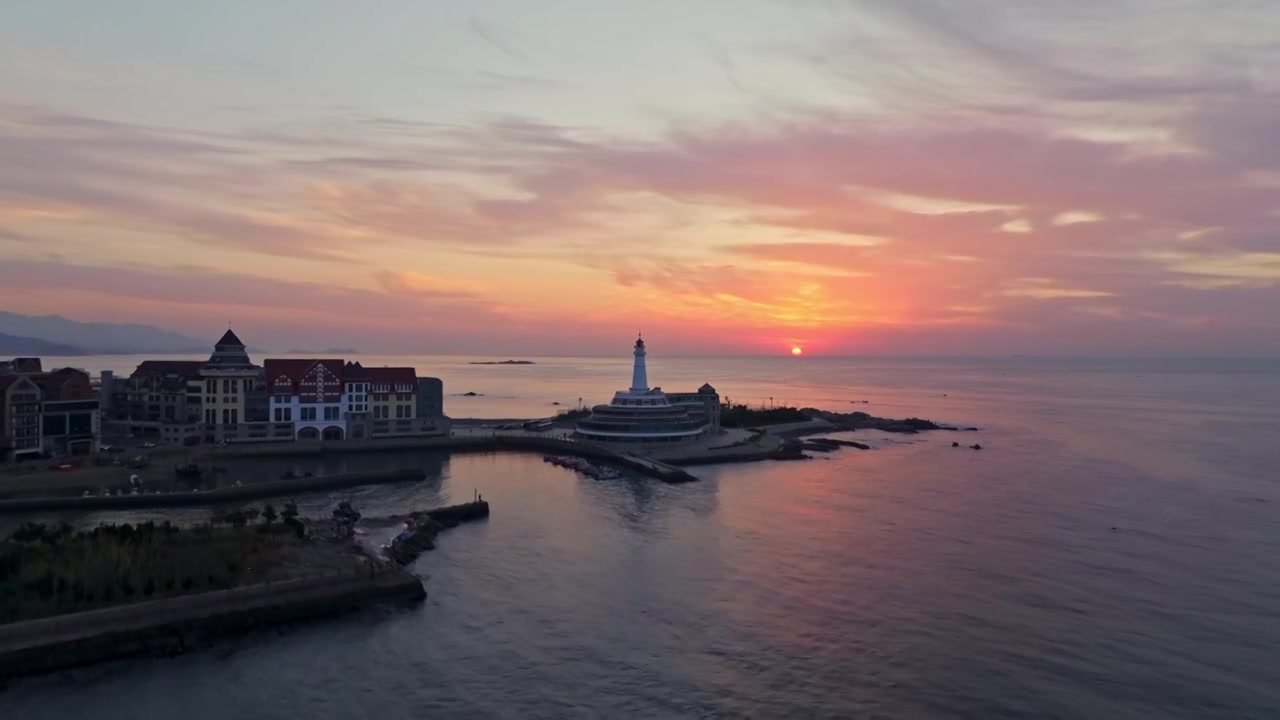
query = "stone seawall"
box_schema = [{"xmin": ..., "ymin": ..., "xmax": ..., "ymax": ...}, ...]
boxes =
[
  {"xmin": 0, "ymin": 468, "xmax": 427, "ymax": 514},
  {"xmin": 216, "ymin": 435, "xmax": 699, "ymax": 483},
  {"xmin": 0, "ymin": 568, "xmax": 425, "ymax": 682}
]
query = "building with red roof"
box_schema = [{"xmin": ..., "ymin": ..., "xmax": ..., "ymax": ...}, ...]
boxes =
[
  {"xmin": 264, "ymin": 358, "xmax": 446, "ymax": 440},
  {"xmin": 264, "ymin": 358, "xmax": 348, "ymax": 440}
]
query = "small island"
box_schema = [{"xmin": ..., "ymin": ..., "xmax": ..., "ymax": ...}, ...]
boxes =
[{"xmin": 469, "ymin": 360, "xmax": 536, "ymax": 365}]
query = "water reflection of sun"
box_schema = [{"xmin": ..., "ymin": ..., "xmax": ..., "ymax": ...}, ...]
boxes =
[{"xmin": 791, "ymin": 346, "xmax": 803, "ymax": 356}]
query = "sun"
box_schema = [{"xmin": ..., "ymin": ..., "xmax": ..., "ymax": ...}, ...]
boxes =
[{"xmin": 791, "ymin": 346, "xmax": 803, "ymax": 356}]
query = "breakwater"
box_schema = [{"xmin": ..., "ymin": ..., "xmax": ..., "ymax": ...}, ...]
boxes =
[
  {"xmin": 214, "ymin": 435, "xmax": 699, "ymax": 483},
  {"xmin": 383, "ymin": 501, "xmax": 491, "ymax": 565},
  {"xmin": 0, "ymin": 468, "xmax": 426, "ymax": 514},
  {"xmin": 0, "ymin": 566, "xmax": 424, "ymax": 682}
]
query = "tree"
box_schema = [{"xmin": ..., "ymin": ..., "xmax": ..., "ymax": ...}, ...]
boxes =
[
  {"xmin": 281, "ymin": 501, "xmax": 299, "ymax": 521},
  {"xmin": 262, "ymin": 504, "xmax": 278, "ymax": 526},
  {"xmin": 225, "ymin": 510, "xmax": 247, "ymax": 529},
  {"xmin": 244, "ymin": 508, "xmax": 261, "ymax": 526}
]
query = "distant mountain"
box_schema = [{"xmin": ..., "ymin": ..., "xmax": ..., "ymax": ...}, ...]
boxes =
[
  {"xmin": 0, "ymin": 312, "xmax": 209, "ymax": 354},
  {"xmin": 0, "ymin": 331, "xmax": 89, "ymax": 356}
]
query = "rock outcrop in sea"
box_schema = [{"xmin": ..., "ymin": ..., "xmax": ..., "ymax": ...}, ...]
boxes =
[{"xmin": 799, "ymin": 409, "xmax": 949, "ymax": 433}]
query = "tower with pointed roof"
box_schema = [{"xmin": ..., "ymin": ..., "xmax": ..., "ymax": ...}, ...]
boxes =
[
  {"xmin": 205, "ymin": 329, "xmax": 254, "ymax": 371},
  {"xmin": 199, "ymin": 327, "xmax": 262, "ymax": 436}
]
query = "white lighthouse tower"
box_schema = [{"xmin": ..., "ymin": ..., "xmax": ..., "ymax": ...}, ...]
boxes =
[
  {"xmin": 630, "ymin": 335, "xmax": 648, "ymax": 392},
  {"xmin": 573, "ymin": 334, "xmax": 713, "ymax": 445}
]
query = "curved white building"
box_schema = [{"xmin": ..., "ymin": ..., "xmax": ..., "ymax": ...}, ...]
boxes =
[{"xmin": 574, "ymin": 336, "xmax": 715, "ymax": 444}]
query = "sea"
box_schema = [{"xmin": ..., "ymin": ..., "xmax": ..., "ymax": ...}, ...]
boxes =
[{"xmin": 4, "ymin": 354, "xmax": 1280, "ymax": 719}]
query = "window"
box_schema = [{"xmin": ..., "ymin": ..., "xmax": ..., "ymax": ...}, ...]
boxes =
[
  {"xmin": 283, "ymin": 407, "xmax": 293, "ymax": 422},
  {"xmin": 206, "ymin": 379, "xmax": 215, "ymax": 393},
  {"xmin": 222, "ymin": 409, "xmax": 230, "ymax": 425},
  {"xmin": 274, "ymin": 408, "xmax": 283, "ymax": 422},
  {"xmin": 230, "ymin": 379, "xmax": 239, "ymax": 394},
  {"xmin": 324, "ymin": 406, "xmax": 339, "ymax": 421},
  {"xmin": 301, "ymin": 407, "xmax": 317, "ymax": 421},
  {"xmin": 230, "ymin": 409, "xmax": 238, "ymax": 425}
]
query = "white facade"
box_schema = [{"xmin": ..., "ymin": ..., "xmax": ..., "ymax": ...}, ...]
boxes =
[
  {"xmin": 266, "ymin": 360, "xmax": 348, "ymax": 441},
  {"xmin": 269, "ymin": 394, "xmax": 346, "ymax": 439},
  {"xmin": 345, "ymin": 381, "xmax": 369, "ymax": 414}
]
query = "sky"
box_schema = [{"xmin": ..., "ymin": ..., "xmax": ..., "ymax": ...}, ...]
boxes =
[{"xmin": 1, "ymin": 0, "xmax": 1279, "ymax": 356}]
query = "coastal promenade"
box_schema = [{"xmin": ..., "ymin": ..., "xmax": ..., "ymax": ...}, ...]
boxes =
[
  {"xmin": 0, "ymin": 468, "xmax": 427, "ymax": 514},
  {"xmin": 0, "ymin": 419, "xmax": 859, "ymax": 507}
]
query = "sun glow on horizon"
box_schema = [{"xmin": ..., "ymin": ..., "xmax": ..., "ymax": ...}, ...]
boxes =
[{"xmin": 791, "ymin": 346, "xmax": 803, "ymax": 356}]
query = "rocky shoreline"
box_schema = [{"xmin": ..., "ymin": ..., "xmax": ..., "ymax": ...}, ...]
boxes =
[{"xmin": 798, "ymin": 408, "xmax": 978, "ymax": 434}]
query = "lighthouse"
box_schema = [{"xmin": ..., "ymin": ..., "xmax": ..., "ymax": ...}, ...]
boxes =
[
  {"xmin": 574, "ymin": 334, "xmax": 715, "ymax": 445},
  {"xmin": 630, "ymin": 335, "xmax": 648, "ymax": 392}
]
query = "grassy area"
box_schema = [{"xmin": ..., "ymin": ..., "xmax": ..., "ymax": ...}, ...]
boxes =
[
  {"xmin": 719, "ymin": 404, "xmax": 810, "ymax": 428},
  {"xmin": 0, "ymin": 504, "xmax": 313, "ymax": 624}
]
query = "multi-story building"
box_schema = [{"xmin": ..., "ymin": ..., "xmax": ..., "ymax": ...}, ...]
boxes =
[
  {"xmin": 0, "ymin": 375, "xmax": 44, "ymax": 461},
  {"xmin": 109, "ymin": 329, "xmax": 274, "ymax": 445},
  {"xmin": 416, "ymin": 377, "xmax": 444, "ymax": 419},
  {"xmin": 32, "ymin": 367, "xmax": 100, "ymax": 456},
  {"xmin": 342, "ymin": 362, "xmax": 372, "ymax": 440},
  {"xmin": 1, "ymin": 361, "xmax": 103, "ymax": 459},
  {"xmin": 200, "ymin": 330, "xmax": 259, "ymax": 434},
  {"xmin": 265, "ymin": 358, "xmax": 348, "ymax": 441},
  {"xmin": 120, "ymin": 361, "xmax": 205, "ymax": 424},
  {"xmin": 265, "ymin": 359, "xmax": 448, "ymax": 441},
  {"xmin": 106, "ymin": 338, "xmax": 449, "ymax": 446},
  {"xmin": 666, "ymin": 384, "xmax": 721, "ymax": 432},
  {"xmin": 369, "ymin": 367, "xmax": 417, "ymax": 421}
]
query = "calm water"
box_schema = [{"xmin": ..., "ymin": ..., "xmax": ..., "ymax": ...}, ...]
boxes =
[{"xmin": 6, "ymin": 356, "xmax": 1280, "ymax": 718}]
